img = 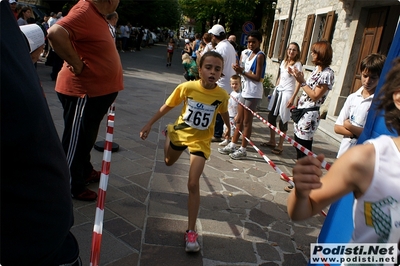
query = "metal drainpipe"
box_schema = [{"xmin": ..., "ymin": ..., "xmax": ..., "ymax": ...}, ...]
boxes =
[{"xmin": 279, "ymin": 0, "xmax": 295, "ymax": 62}]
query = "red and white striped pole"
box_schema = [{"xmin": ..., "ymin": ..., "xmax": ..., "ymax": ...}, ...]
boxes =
[
  {"xmin": 232, "ymin": 96, "xmax": 331, "ymax": 170},
  {"xmin": 90, "ymin": 103, "xmax": 115, "ymax": 266}
]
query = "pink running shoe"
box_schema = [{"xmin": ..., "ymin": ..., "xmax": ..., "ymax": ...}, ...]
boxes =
[{"xmin": 184, "ymin": 230, "xmax": 200, "ymax": 252}]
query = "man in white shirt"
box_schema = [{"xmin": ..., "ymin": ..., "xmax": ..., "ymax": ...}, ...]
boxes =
[
  {"xmin": 208, "ymin": 24, "xmax": 236, "ymax": 141},
  {"xmin": 48, "ymin": 12, "xmax": 58, "ymax": 27}
]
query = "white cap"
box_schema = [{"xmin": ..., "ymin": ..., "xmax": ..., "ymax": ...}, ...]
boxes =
[
  {"xmin": 208, "ymin": 24, "xmax": 225, "ymax": 36},
  {"xmin": 185, "ymin": 39, "xmax": 190, "ymax": 44},
  {"xmin": 10, "ymin": 0, "xmax": 17, "ymax": 4}
]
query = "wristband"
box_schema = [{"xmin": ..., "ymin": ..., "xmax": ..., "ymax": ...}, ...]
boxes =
[
  {"xmin": 301, "ymin": 82, "xmax": 307, "ymax": 87},
  {"xmin": 242, "ymin": 70, "xmax": 246, "ymax": 75}
]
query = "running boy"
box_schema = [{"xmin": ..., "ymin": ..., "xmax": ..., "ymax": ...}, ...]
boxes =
[
  {"xmin": 219, "ymin": 74, "xmax": 241, "ymax": 146},
  {"xmin": 334, "ymin": 53, "xmax": 386, "ymax": 157},
  {"xmin": 140, "ymin": 51, "xmax": 230, "ymax": 252}
]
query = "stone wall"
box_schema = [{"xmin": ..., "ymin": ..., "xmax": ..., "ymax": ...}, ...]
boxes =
[{"xmin": 265, "ymin": 0, "xmax": 399, "ymax": 134}]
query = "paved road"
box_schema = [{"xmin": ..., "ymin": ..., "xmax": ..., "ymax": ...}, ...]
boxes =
[{"xmin": 38, "ymin": 41, "xmax": 339, "ymax": 266}]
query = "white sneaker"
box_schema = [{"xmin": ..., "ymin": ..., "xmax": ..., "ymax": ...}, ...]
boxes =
[
  {"xmin": 229, "ymin": 149, "xmax": 247, "ymax": 160},
  {"xmin": 185, "ymin": 230, "xmax": 200, "ymax": 252},
  {"xmin": 218, "ymin": 145, "xmax": 236, "ymax": 155},
  {"xmin": 218, "ymin": 139, "xmax": 229, "ymax": 146}
]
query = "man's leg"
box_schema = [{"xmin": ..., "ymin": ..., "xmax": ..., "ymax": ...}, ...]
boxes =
[{"xmin": 58, "ymin": 92, "xmax": 117, "ymax": 199}]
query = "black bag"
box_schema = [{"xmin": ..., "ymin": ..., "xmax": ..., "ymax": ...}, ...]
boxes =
[{"xmin": 290, "ymin": 106, "xmax": 320, "ymax": 123}]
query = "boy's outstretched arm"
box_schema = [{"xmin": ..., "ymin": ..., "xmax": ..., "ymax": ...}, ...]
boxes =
[
  {"xmin": 287, "ymin": 146, "xmax": 373, "ymax": 221},
  {"xmin": 287, "ymin": 154, "xmax": 325, "ymax": 220},
  {"xmin": 140, "ymin": 104, "xmax": 173, "ymax": 140},
  {"xmin": 220, "ymin": 111, "xmax": 231, "ymax": 139}
]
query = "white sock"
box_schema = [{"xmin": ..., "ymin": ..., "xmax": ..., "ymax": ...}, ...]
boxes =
[
  {"xmin": 239, "ymin": 146, "xmax": 246, "ymax": 152},
  {"xmin": 228, "ymin": 142, "xmax": 235, "ymax": 148}
]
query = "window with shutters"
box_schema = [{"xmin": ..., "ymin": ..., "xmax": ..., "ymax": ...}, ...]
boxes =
[
  {"xmin": 300, "ymin": 10, "xmax": 336, "ymax": 66},
  {"xmin": 268, "ymin": 19, "xmax": 287, "ymax": 60}
]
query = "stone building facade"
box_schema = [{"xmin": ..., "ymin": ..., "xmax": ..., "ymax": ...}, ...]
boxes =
[{"xmin": 264, "ymin": 0, "xmax": 400, "ymax": 140}]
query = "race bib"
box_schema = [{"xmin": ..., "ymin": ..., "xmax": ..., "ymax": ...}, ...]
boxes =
[{"xmin": 182, "ymin": 98, "xmax": 216, "ymax": 130}]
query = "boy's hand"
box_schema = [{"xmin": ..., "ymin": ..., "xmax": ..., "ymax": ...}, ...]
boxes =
[
  {"xmin": 292, "ymin": 154, "xmax": 324, "ymax": 198},
  {"xmin": 140, "ymin": 124, "xmax": 151, "ymax": 140}
]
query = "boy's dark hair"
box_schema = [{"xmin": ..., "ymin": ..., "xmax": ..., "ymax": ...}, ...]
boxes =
[
  {"xmin": 360, "ymin": 53, "xmax": 386, "ymax": 76},
  {"xmin": 376, "ymin": 57, "xmax": 400, "ymax": 134}
]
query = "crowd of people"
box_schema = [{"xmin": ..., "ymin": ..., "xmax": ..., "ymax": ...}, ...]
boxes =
[{"xmin": 4, "ymin": 0, "xmax": 398, "ymax": 261}]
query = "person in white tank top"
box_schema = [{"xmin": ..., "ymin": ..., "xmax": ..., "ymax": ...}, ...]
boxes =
[
  {"xmin": 220, "ymin": 30, "xmax": 266, "ymax": 160},
  {"xmin": 287, "ymin": 57, "xmax": 400, "ymax": 251}
]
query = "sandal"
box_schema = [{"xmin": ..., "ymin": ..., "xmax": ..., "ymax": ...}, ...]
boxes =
[
  {"xmin": 284, "ymin": 185, "xmax": 293, "ymax": 193},
  {"xmin": 260, "ymin": 142, "xmax": 276, "ymax": 148},
  {"xmin": 271, "ymin": 148, "xmax": 283, "ymax": 155}
]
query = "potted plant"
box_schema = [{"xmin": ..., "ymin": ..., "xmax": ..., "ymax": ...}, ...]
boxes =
[{"xmin": 262, "ymin": 73, "xmax": 274, "ymax": 97}]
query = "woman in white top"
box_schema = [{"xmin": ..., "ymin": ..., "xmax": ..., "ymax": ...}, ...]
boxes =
[
  {"xmin": 287, "ymin": 57, "xmax": 400, "ymax": 254},
  {"xmin": 263, "ymin": 42, "xmax": 302, "ymax": 154},
  {"xmin": 219, "ymin": 30, "xmax": 266, "ymax": 160}
]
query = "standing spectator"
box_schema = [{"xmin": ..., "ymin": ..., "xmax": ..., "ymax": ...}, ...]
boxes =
[
  {"xmin": 126, "ymin": 22, "xmax": 134, "ymax": 51},
  {"xmin": 41, "ymin": 14, "xmax": 50, "ymax": 58},
  {"xmin": 228, "ymin": 34, "xmax": 239, "ymax": 54},
  {"xmin": 106, "ymin": 11, "xmax": 119, "ymax": 44},
  {"xmin": 47, "ymin": 11, "xmax": 64, "ymax": 81},
  {"xmin": 181, "ymin": 53, "xmax": 198, "ymax": 80},
  {"xmin": 218, "ymin": 74, "xmax": 242, "ymax": 146},
  {"xmin": 120, "ymin": 23, "xmax": 129, "ymax": 52},
  {"xmin": 208, "ymin": 24, "xmax": 236, "ymax": 142},
  {"xmin": 9, "ymin": 0, "xmax": 18, "ymax": 19},
  {"xmin": 262, "ymin": 42, "xmax": 302, "ymax": 155},
  {"xmin": 47, "ymin": 0, "xmax": 123, "ymax": 201},
  {"xmin": 220, "ymin": 30, "xmax": 266, "ymax": 159},
  {"xmin": 140, "ymin": 51, "xmax": 231, "ymax": 253},
  {"xmin": 56, "ymin": 11, "xmax": 63, "ymax": 20},
  {"xmin": 182, "ymin": 38, "xmax": 192, "ymax": 56},
  {"xmin": 198, "ymin": 32, "xmax": 212, "ymax": 58},
  {"xmin": 136, "ymin": 27, "xmax": 144, "ymax": 51},
  {"xmin": 286, "ymin": 40, "xmax": 334, "ymax": 192},
  {"xmin": 334, "ymin": 53, "xmax": 386, "ymax": 157},
  {"xmin": 48, "ymin": 12, "xmax": 57, "ymax": 27},
  {"xmin": 191, "ymin": 33, "xmax": 201, "ymax": 61},
  {"xmin": 166, "ymin": 37, "xmax": 175, "ymax": 67},
  {"xmin": 17, "ymin": 5, "xmax": 32, "ymax": 26},
  {"xmin": 1, "ymin": 1, "xmax": 80, "ymax": 264}
]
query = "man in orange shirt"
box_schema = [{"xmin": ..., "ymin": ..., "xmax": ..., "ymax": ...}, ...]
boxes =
[{"xmin": 48, "ymin": 0, "xmax": 123, "ymax": 201}]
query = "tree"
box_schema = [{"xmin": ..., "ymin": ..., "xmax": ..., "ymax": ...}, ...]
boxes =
[
  {"xmin": 178, "ymin": 0, "xmax": 273, "ymax": 33},
  {"xmin": 46, "ymin": 0, "xmax": 181, "ymax": 30}
]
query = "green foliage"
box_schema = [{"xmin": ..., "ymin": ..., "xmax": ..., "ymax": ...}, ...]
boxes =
[
  {"xmin": 262, "ymin": 73, "xmax": 274, "ymax": 89},
  {"xmin": 178, "ymin": 0, "xmax": 272, "ymax": 33}
]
